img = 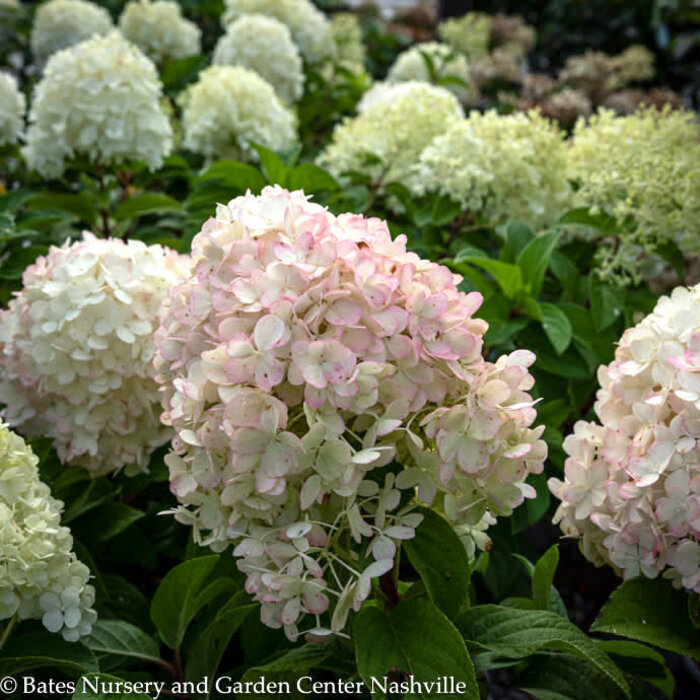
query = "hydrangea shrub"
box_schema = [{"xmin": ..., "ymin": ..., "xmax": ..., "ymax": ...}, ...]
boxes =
[{"xmin": 154, "ymin": 187, "xmax": 547, "ymax": 639}]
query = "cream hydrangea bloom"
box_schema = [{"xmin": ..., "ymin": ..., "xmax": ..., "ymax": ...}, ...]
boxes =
[
  {"xmin": 0, "ymin": 424, "xmax": 97, "ymax": 641},
  {"xmin": 568, "ymin": 107, "xmax": 700, "ymax": 282},
  {"xmin": 438, "ymin": 12, "xmax": 492, "ymax": 59},
  {"xmin": 0, "ymin": 234, "xmax": 190, "ymax": 476},
  {"xmin": 119, "ymin": 0, "xmax": 201, "ymax": 62},
  {"xmin": 0, "ymin": 71, "xmax": 25, "ymax": 146},
  {"xmin": 30, "ymin": 0, "xmax": 113, "ymax": 64},
  {"xmin": 23, "ymin": 32, "xmax": 173, "ymax": 179},
  {"xmin": 180, "ymin": 65, "xmax": 298, "ymax": 162},
  {"xmin": 154, "ymin": 186, "xmax": 547, "ymax": 639},
  {"xmin": 550, "ymin": 283, "xmax": 700, "ymax": 590},
  {"xmin": 329, "ymin": 12, "xmax": 365, "ymax": 73},
  {"xmin": 410, "ymin": 110, "xmax": 572, "ymax": 229},
  {"xmin": 213, "ymin": 15, "xmax": 304, "ymax": 104},
  {"xmin": 222, "ymin": 0, "xmax": 333, "ymax": 65},
  {"xmin": 317, "ymin": 83, "xmax": 463, "ymax": 186},
  {"xmin": 387, "ymin": 42, "xmax": 476, "ymax": 103}
]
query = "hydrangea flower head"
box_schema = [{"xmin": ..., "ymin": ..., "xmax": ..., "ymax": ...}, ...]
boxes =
[
  {"xmin": 23, "ymin": 32, "xmax": 173, "ymax": 179},
  {"xmin": 410, "ymin": 110, "xmax": 572, "ymax": 229},
  {"xmin": 568, "ymin": 107, "xmax": 700, "ymax": 283},
  {"xmin": 30, "ymin": 0, "xmax": 112, "ymax": 64},
  {"xmin": 0, "ymin": 71, "xmax": 25, "ymax": 146},
  {"xmin": 329, "ymin": 12, "xmax": 365, "ymax": 73},
  {"xmin": 0, "ymin": 234, "xmax": 190, "ymax": 475},
  {"xmin": 317, "ymin": 83, "xmax": 463, "ymax": 188},
  {"xmin": 213, "ymin": 14, "xmax": 304, "ymax": 104},
  {"xmin": 222, "ymin": 0, "xmax": 333, "ymax": 65},
  {"xmin": 438, "ymin": 12, "xmax": 492, "ymax": 59},
  {"xmin": 155, "ymin": 186, "xmax": 547, "ymax": 639},
  {"xmin": 550, "ymin": 283, "xmax": 700, "ymax": 590},
  {"xmin": 180, "ymin": 65, "xmax": 298, "ymax": 163},
  {"xmin": 0, "ymin": 423, "xmax": 97, "ymax": 641},
  {"xmin": 119, "ymin": 0, "xmax": 201, "ymax": 62},
  {"xmin": 387, "ymin": 42, "xmax": 476, "ymax": 104}
]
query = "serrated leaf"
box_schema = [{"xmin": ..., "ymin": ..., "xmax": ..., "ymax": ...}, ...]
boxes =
[
  {"xmin": 591, "ymin": 577, "xmax": 700, "ymax": 660},
  {"xmin": 250, "ymin": 142, "xmax": 287, "ymax": 186},
  {"xmin": 538, "ymin": 302, "xmax": 573, "ymax": 355},
  {"xmin": 84, "ymin": 620, "xmax": 160, "ymax": 672},
  {"xmin": 0, "ymin": 633, "xmax": 98, "ymax": 676},
  {"xmin": 355, "ymin": 599, "xmax": 479, "ymax": 700},
  {"xmin": 532, "ymin": 545, "xmax": 559, "ymax": 611},
  {"xmin": 150, "ymin": 555, "xmax": 220, "ymax": 650},
  {"xmin": 403, "ymin": 508, "xmax": 471, "ymax": 617},
  {"xmin": 458, "ymin": 605, "xmax": 629, "ymax": 698},
  {"xmin": 460, "ymin": 258, "xmax": 523, "ymax": 298},
  {"xmin": 84, "ymin": 503, "xmax": 145, "ymax": 542}
]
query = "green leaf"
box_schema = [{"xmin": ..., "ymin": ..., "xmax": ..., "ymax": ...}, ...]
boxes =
[
  {"xmin": 538, "ymin": 302, "xmax": 573, "ymax": 355},
  {"xmin": 517, "ymin": 651, "xmax": 627, "ymax": 700},
  {"xmin": 72, "ymin": 673, "xmax": 152, "ymax": 700},
  {"xmin": 0, "ymin": 244, "xmax": 48, "ymax": 280},
  {"xmin": 431, "ymin": 196, "xmax": 462, "ymax": 226},
  {"xmin": 195, "ymin": 160, "xmax": 266, "ymax": 194},
  {"xmin": 101, "ymin": 575, "xmax": 152, "ymax": 631},
  {"xmin": 150, "ymin": 555, "xmax": 220, "ymax": 650},
  {"xmin": 515, "ymin": 230, "xmax": 560, "ymax": 296},
  {"xmin": 589, "ymin": 276, "xmax": 624, "ymax": 332},
  {"xmin": 84, "ymin": 503, "xmax": 145, "ymax": 542},
  {"xmin": 26, "ymin": 192, "xmax": 98, "ymax": 226},
  {"xmin": 185, "ymin": 591, "xmax": 256, "ymax": 695},
  {"xmin": 458, "ymin": 605, "xmax": 629, "ymax": 698},
  {"xmin": 558, "ymin": 207, "xmax": 618, "ymax": 236},
  {"xmin": 113, "ymin": 194, "xmax": 182, "ymax": 220},
  {"xmin": 403, "ymin": 508, "xmax": 471, "ymax": 617},
  {"xmin": 596, "ymin": 640, "xmax": 674, "ymax": 699},
  {"xmin": 532, "ymin": 545, "xmax": 559, "ymax": 611},
  {"xmin": 250, "ymin": 142, "xmax": 287, "ymax": 186},
  {"xmin": 501, "ymin": 220, "xmax": 535, "ymax": 263},
  {"xmin": 161, "ymin": 54, "xmax": 207, "ymax": 91},
  {"xmin": 83, "ymin": 620, "xmax": 161, "ymax": 672},
  {"xmin": 0, "ymin": 633, "xmax": 98, "ymax": 676},
  {"xmin": 285, "ymin": 163, "xmax": 339, "ymax": 193},
  {"xmin": 239, "ymin": 645, "xmax": 332, "ymax": 700},
  {"xmin": 460, "ymin": 258, "xmax": 523, "ymax": 299},
  {"xmin": 591, "ymin": 577, "xmax": 700, "ymax": 660},
  {"xmin": 354, "ymin": 599, "xmax": 479, "ymax": 700},
  {"xmin": 655, "ymin": 241, "xmax": 685, "ymax": 278}
]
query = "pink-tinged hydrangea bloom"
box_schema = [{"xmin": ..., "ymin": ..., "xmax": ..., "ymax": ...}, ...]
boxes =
[
  {"xmin": 550, "ymin": 283, "xmax": 700, "ymax": 590},
  {"xmin": 0, "ymin": 234, "xmax": 190, "ymax": 476},
  {"xmin": 155, "ymin": 187, "xmax": 546, "ymax": 639}
]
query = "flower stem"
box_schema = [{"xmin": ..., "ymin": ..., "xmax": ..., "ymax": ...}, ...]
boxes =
[{"xmin": 0, "ymin": 614, "xmax": 18, "ymax": 651}]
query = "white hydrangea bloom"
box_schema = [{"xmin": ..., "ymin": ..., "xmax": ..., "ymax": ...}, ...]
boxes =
[
  {"xmin": 22, "ymin": 32, "xmax": 173, "ymax": 179},
  {"xmin": 409, "ymin": 110, "xmax": 572, "ymax": 229},
  {"xmin": 0, "ymin": 234, "xmax": 190, "ymax": 476},
  {"xmin": 213, "ymin": 14, "xmax": 304, "ymax": 104},
  {"xmin": 387, "ymin": 41, "xmax": 476, "ymax": 103},
  {"xmin": 221, "ymin": 0, "xmax": 333, "ymax": 65},
  {"xmin": 119, "ymin": 0, "xmax": 201, "ymax": 62},
  {"xmin": 30, "ymin": 0, "xmax": 113, "ymax": 64},
  {"xmin": 550, "ymin": 283, "xmax": 700, "ymax": 591},
  {"xmin": 329, "ymin": 12, "xmax": 365, "ymax": 73},
  {"xmin": 0, "ymin": 71, "xmax": 25, "ymax": 146},
  {"xmin": 318, "ymin": 83, "xmax": 463, "ymax": 186},
  {"xmin": 0, "ymin": 424, "xmax": 97, "ymax": 641},
  {"xmin": 180, "ymin": 65, "xmax": 298, "ymax": 162}
]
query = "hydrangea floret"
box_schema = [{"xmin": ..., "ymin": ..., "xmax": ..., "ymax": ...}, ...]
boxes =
[
  {"xmin": 154, "ymin": 186, "xmax": 547, "ymax": 639},
  {"xmin": 179, "ymin": 65, "xmax": 298, "ymax": 163},
  {"xmin": 30, "ymin": 0, "xmax": 113, "ymax": 64},
  {"xmin": 386, "ymin": 42, "xmax": 476, "ymax": 103},
  {"xmin": 0, "ymin": 234, "xmax": 190, "ymax": 476},
  {"xmin": 409, "ymin": 110, "xmax": 572, "ymax": 229},
  {"xmin": 317, "ymin": 83, "xmax": 463, "ymax": 188},
  {"xmin": 118, "ymin": 0, "xmax": 201, "ymax": 62},
  {"xmin": 567, "ymin": 107, "xmax": 700, "ymax": 283},
  {"xmin": 0, "ymin": 71, "xmax": 25, "ymax": 147},
  {"xmin": 221, "ymin": 0, "xmax": 333, "ymax": 65},
  {"xmin": 22, "ymin": 32, "xmax": 173, "ymax": 179},
  {"xmin": 213, "ymin": 14, "xmax": 304, "ymax": 104},
  {"xmin": 0, "ymin": 423, "xmax": 97, "ymax": 641},
  {"xmin": 550, "ymin": 283, "xmax": 700, "ymax": 591}
]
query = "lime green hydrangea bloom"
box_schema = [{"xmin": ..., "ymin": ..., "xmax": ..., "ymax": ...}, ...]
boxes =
[
  {"xmin": 317, "ymin": 83, "xmax": 463, "ymax": 187},
  {"xmin": 329, "ymin": 12, "xmax": 365, "ymax": 73},
  {"xmin": 438, "ymin": 12, "xmax": 492, "ymax": 59},
  {"xmin": 409, "ymin": 110, "xmax": 572, "ymax": 229},
  {"xmin": 568, "ymin": 107, "xmax": 700, "ymax": 282}
]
